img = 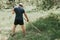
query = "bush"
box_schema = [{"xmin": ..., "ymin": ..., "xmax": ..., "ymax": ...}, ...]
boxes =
[{"xmin": 35, "ymin": 0, "xmax": 54, "ymax": 10}]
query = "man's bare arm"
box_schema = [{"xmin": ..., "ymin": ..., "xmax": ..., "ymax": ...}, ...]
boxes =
[
  {"xmin": 12, "ymin": 9, "xmax": 15, "ymax": 14},
  {"xmin": 24, "ymin": 13, "xmax": 29, "ymax": 22}
]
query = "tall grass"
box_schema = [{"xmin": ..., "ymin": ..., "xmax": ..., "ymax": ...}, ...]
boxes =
[
  {"xmin": 26, "ymin": 13, "xmax": 60, "ymax": 40},
  {"xmin": 8, "ymin": 13, "xmax": 60, "ymax": 40}
]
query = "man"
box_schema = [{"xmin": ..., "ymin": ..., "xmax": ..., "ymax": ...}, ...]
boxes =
[{"xmin": 11, "ymin": 3, "xmax": 29, "ymax": 36}]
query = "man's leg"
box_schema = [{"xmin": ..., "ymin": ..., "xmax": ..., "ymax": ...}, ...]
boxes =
[
  {"xmin": 21, "ymin": 25, "xmax": 26, "ymax": 36},
  {"xmin": 12, "ymin": 25, "xmax": 16, "ymax": 34}
]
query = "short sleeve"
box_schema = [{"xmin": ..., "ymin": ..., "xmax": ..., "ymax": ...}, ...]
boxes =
[{"xmin": 23, "ymin": 9, "xmax": 25, "ymax": 13}]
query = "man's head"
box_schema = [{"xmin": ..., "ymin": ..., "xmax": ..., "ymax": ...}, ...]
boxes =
[{"xmin": 19, "ymin": 3, "xmax": 23, "ymax": 7}]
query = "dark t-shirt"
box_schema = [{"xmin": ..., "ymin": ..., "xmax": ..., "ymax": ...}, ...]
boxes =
[{"xmin": 14, "ymin": 6, "xmax": 25, "ymax": 20}]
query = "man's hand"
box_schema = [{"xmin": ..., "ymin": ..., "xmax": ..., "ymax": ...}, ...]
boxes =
[
  {"xmin": 27, "ymin": 19, "xmax": 29, "ymax": 22},
  {"xmin": 12, "ymin": 8, "xmax": 15, "ymax": 14},
  {"xmin": 24, "ymin": 13, "xmax": 29, "ymax": 22}
]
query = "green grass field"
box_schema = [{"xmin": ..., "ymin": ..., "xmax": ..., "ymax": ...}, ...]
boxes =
[{"xmin": 0, "ymin": 5, "xmax": 60, "ymax": 40}]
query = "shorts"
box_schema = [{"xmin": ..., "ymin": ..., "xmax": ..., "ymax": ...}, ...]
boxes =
[{"xmin": 14, "ymin": 19, "xmax": 24, "ymax": 25}]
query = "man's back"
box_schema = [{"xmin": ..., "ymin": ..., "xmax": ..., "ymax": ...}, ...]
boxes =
[{"xmin": 14, "ymin": 6, "xmax": 25, "ymax": 20}]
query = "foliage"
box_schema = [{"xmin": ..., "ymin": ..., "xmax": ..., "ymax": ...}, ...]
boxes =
[
  {"xmin": 36, "ymin": 0, "xmax": 54, "ymax": 10},
  {"xmin": 42, "ymin": 0, "xmax": 54, "ymax": 10}
]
